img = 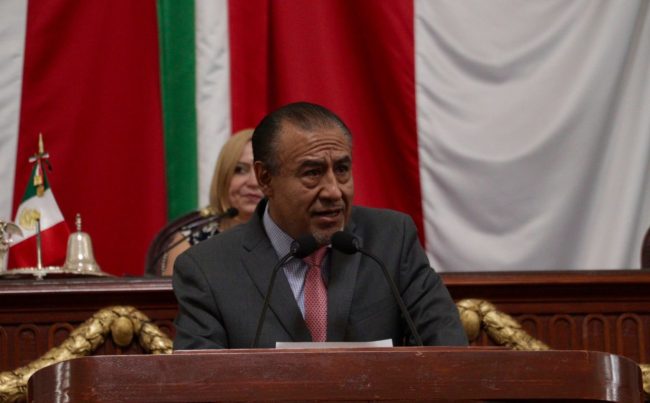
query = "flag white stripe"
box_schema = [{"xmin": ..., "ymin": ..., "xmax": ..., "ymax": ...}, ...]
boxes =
[
  {"xmin": 0, "ymin": 0, "xmax": 28, "ymax": 222},
  {"xmin": 415, "ymin": 0, "xmax": 650, "ymax": 270},
  {"xmin": 195, "ymin": 0, "xmax": 232, "ymax": 208},
  {"xmin": 12, "ymin": 188, "xmax": 65, "ymax": 242}
]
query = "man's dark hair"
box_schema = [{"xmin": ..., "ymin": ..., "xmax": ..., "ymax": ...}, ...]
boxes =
[{"xmin": 252, "ymin": 102, "xmax": 352, "ymax": 174}]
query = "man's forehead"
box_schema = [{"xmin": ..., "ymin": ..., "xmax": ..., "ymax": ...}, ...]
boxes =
[
  {"xmin": 296, "ymin": 152, "xmax": 352, "ymax": 166},
  {"xmin": 278, "ymin": 123, "xmax": 350, "ymax": 153},
  {"xmin": 280, "ymin": 118, "xmax": 348, "ymax": 136}
]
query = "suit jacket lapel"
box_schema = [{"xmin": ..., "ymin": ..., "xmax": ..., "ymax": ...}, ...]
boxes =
[
  {"xmin": 241, "ymin": 201, "xmax": 312, "ymax": 342},
  {"xmin": 326, "ymin": 219, "xmax": 360, "ymax": 341}
]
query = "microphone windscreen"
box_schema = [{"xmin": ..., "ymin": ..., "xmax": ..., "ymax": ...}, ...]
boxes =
[
  {"xmin": 331, "ymin": 231, "xmax": 359, "ymax": 254},
  {"xmin": 226, "ymin": 207, "xmax": 239, "ymax": 218},
  {"xmin": 291, "ymin": 234, "xmax": 319, "ymax": 258}
]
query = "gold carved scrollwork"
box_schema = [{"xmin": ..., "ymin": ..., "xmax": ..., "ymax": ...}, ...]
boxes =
[
  {"xmin": 0, "ymin": 306, "xmax": 172, "ymax": 402},
  {"xmin": 457, "ymin": 298, "xmax": 549, "ymax": 350}
]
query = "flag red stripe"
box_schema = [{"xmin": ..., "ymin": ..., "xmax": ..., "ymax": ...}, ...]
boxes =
[
  {"xmin": 227, "ymin": 0, "xmax": 271, "ymax": 131},
  {"xmin": 228, "ymin": 1, "xmax": 424, "ymax": 237},
  {"xmin": 8, "ymin": 221, "xmax": 69, "ymax": 268},
  {"xmin": 13, "ymin": 1, "xmax": 167, "ymax": 275}
]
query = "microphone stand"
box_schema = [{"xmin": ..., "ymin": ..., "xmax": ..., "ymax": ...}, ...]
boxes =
[
  {"xmin": 357, "ymin": 249, "xmax": 423, "ymax": 346},
  {"xmin": 251, "ymin": 235, "xmax": 318, "ymax": 348},
  {"xmin": 251, "ymin": 252, "xmax": 297, "ymax": 348},
  {"xmin": 331, "ymin": 231, "xmax": 423, "ymax": 346}
]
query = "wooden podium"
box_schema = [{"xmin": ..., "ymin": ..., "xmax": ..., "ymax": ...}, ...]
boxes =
[{"xmin": 28, "ymin": 347, "xmax": 643, "ymax": 402}]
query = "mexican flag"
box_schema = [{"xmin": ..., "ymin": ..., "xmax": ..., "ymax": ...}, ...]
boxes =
[
  {"xmin": 9, "ymin": 156, "xmax": 70, "ymax": 268},
  {"xmin": 0, "ymin": 1, "xmax": 648, "ymax": 275}
]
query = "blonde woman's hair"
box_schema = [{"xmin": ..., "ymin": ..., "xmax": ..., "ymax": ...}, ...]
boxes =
[{"xmin": 209, "ymin": 129, "xmax": 255, "ymax": 214}]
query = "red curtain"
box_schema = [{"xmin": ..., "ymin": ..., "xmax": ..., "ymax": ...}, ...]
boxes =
[
  {"xmin": 13, "ymin": 0, "xmax": 167, "ymax": 275},
  {"xmin": 228, "ymin": 0, "xmax": 424, "ymax": 237}
]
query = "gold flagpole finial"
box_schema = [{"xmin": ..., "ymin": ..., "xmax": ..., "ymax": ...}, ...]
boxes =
[{"xmin": 38, "ymin": 133, "xmax": 44, "ymax": 154}]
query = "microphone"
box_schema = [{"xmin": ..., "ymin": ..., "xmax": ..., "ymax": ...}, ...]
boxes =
[
  {"xmin": 150, "ymin": 207, "xmax": 239, "ymax": 273},
  {"xmin": 181, "ymin": 207, "xmax": 238, "ymax": 232},
  {"xmin": 331, "ymin": 231, "xmax": 424, "ymax": 346},
  {"xmin": 251, "ymin": 234, "xmax": 319, "ymax": 348}
]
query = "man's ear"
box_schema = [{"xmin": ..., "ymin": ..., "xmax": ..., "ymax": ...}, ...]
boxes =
[{"xmin": 254, "ymin": 161, "xmax": 273, "ymax": 197}]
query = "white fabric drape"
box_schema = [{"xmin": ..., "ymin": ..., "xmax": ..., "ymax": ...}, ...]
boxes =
[
  {"xmin": 416, "ymin": 0, "xmax": 650, "ymax": 270},
  {"xmin": 0, "ymin": 1, "xmax": 27, "ymax": 222},
  {"xmin": 195, "ymin": 0, "xmax": 231, "ymax": 207}
]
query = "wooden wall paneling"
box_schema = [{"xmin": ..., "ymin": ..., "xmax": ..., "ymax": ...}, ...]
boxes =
[
  {"xmin": 14, "ymin": 324, "xmax": 41, "ymax": 368},
  {"xmin": 0, "ymin": 277, "xmax": 177, "ymax": 371},
  {"xmin": 49, "ymin": 323, "xmax": 74, "ymax": 349},
  {"xmin": 0, "ymin": 326, "xmax": 7, "ymax": 369},
  {"xmin": 549, "ymin": 314, "xmax": 579, "ymax": 350},
  {"xmin": 2, "ymin": 271, "xmax": 650, "ymax": 373},
  {"xmin": 518, "ymin": 314, "xmax": 544, "ymax": 341},
  {"xmin": 616, "ymin": 314, "xmax": 646, "ymax": 363},
  {"xmin": 475, "ymin": 331, "xmax": 493, "ymax": 346},
  {"xmin": 583, "ymin": 314, "xmax": 611, "ymax": 352}
]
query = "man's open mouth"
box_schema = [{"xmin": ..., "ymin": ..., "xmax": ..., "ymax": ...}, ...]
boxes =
[{"xmin": 312, "ymin": 209, "xmax": 342, "ymax": 218}]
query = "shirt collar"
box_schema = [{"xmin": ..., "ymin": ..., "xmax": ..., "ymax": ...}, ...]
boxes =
[{"xmin": 262, "ymin": 202, "xmax": 295, "ymax": 259}]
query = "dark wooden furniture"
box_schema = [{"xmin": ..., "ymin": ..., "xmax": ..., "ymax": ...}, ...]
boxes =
[
  {"xmin": 3, "ymin": 270, "xmax": 650, "ymax": 372},
  {"xmin": 0, "ymin": 277, "xmax": 176, "ymax": 371},
  {"xmin": 28, "ymin": 347, "xmax": 643, "ymax": 402},
  {"xmin": 445, "ymin": 270, "xmax": 650, "ymax": 364}
]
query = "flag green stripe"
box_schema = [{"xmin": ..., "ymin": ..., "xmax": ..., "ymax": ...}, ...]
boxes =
[
  {"xmin": 21, "ymin": 164, "xmax": 50, "ymax": 201},
  {"xmin": 157, "ymin": 0, "xmax": 198, "ymax": 220}
]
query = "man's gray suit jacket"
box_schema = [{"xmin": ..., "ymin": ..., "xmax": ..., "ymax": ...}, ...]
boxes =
[{"xmin": 172, "ymin": 201, "xmax": 468, "ymax": 349}]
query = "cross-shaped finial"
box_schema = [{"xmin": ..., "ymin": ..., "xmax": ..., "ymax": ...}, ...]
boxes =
[{"xmin": 27, "ymin": 133, "xmax": 51, "ymax": 197}]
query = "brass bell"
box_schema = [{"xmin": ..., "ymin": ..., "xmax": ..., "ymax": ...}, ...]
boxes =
[{"xmin": 63, "ymin": 214, "xmax": 102, "ymax": 275}]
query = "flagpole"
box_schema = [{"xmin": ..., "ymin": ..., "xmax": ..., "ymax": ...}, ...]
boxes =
[
  {"xmin": 12, "ymin": 133, "xmax": 69, "ymax": 275},
  {"xmin": 35, "ymin": 217, "xmax": 43, "ymax": 270}
]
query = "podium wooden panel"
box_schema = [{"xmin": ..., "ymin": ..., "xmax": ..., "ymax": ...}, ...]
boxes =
[{"xmin": 28, "ymin": 347, "xmax": 643, "ymax": 402}]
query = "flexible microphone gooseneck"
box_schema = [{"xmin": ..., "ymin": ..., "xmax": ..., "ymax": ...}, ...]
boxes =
[
  {"xmin": 331, "ymin": 231, "xmax": 424, "ymax": 346},
  {"xmin": 251, "ymin": 234, "xmax": 319, "ymax": 348},
  {"xmin": 182, "ymin": 207, "xmax": 239, "ymax": 232},
  {"xmin": 151, "ymin": 207, "xmax": 239, "ymax": 271}
]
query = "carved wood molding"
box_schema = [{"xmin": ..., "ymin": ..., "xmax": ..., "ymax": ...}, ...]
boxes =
[
  {"xmin": 457, "ymin": 298, "xmax": 650, "ymax": 397},
  {"xmin": 0, "ymin": 306, "xmax": 172, "ymax": 402},
  {"xmin": 1, "ymin": 299, "xmax": 647, "ymax": 401}
]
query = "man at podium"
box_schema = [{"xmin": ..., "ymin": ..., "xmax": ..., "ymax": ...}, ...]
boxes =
[{"xmin": 172, "ymin": 102, "xmax": 467, "ymax": 349}]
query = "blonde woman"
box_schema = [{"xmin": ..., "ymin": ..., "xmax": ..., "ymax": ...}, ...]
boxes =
[{"xmin": 162, "ymin": 129, "xmax": 263, "ymax": 276}]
